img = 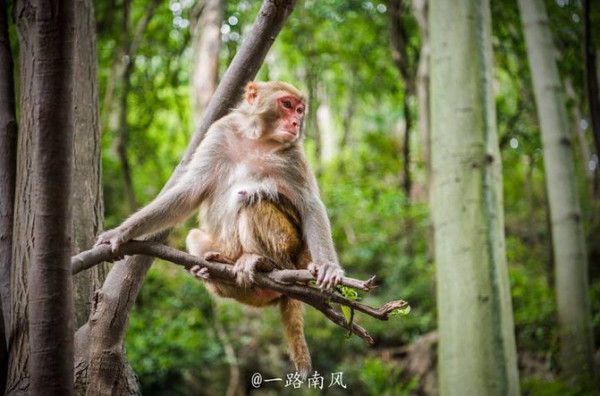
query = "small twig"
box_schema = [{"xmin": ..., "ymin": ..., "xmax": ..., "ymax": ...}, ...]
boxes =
[{"xmin": 71, "ymin": 241, "xmax": 408, "ymax": 343}]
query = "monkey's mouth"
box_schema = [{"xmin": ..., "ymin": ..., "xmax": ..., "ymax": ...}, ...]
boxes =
[{"xmin": 279, "ymin": 129, "xmax": 298, "ymax": 139}]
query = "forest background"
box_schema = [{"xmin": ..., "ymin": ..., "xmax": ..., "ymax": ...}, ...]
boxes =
[{"xmin": 1, "ymin": 0, "xmax": 599, "ymax": 395}]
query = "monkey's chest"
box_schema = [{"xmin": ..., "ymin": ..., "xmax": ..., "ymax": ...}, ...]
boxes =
[
  {"xmin": 201, "ymin": 164, "xmax": 284, "ymax": 235},
  {"xmin": 225, "ymin": 162, "xmax": 283, "ymax": 203}
]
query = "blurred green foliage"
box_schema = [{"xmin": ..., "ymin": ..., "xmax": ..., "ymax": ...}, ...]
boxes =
[{"xmin": 92, "ymin": 0, "xmax": 600, "ymax": 393}]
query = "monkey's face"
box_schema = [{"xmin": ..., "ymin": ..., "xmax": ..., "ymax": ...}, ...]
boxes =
[{"xmin": 273, "ymin": 94, "xmax": 306, "ymax": 143}]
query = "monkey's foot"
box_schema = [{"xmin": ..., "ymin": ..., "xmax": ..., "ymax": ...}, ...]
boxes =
[
  {"xmin": 234, "ymin": 253, "xmax": 273, "ymax": 288},
  {"xmin": 190, "ymin": 265, "xmax": 210, "ymax": 280},
  {"xmin": 203, "ymin": 251, "xmax": 234, "ymax": 265}
]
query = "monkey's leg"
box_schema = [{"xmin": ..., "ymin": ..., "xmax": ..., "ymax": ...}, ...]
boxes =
[
  {"xmin": 186, "ymin": 228, "xmax": 242, "ymax": 298},
  {"xmin": 186, "ymin": 228, "xmax": 280, "ymax": 306}
]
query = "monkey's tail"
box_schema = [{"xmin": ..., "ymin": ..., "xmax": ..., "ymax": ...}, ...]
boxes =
[{"xmin": 280, "ymin": 296, "xmax": 312, "ymax": 378}]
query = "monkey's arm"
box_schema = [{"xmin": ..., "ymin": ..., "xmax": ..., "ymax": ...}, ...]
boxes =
[
  {"xmin": 301, "ymin": 191, "xmax": 344, "ymax": 290},
  {"xmin": 96, "ymin": 178, "xmax": 205, "ymax": 252},
  {"xmin": 95, "ymin": 140, "xmax": 221, "ymax": 252}
]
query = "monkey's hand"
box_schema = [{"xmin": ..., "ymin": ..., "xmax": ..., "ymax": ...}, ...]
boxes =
[
  {"xmin": 308, "ymin": 262, "xmax": 344, "ymax": 291},
  {"xmin": 234, "ymin": 253, "xmax": 274, "ymax": 288},
  {"xmin": 94, "ymin": 227, "xmax": 131, "ymax": 253}
]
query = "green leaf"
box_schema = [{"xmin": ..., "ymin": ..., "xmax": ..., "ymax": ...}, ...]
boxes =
[
  {"xmin": 390, "ymin": 305, "xmax": 411, "ymax": 317},
  {"xmin": 341, "ymin": 304, "xmax": 351, "ymax": 323},
  {"xmin": 339, "ymin": 286, "xmax": 360, "ymax": 301}
]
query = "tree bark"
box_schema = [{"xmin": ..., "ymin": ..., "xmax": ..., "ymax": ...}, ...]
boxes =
[
  {"xmin": 79, "ymin": 2, "xmax": 298, "ymax": 394},
  {"xmin": 0, "ymin": 0, "xmax": 17, "ymax": 344},
  {"xmin": 430, "ymin": 1, "xmax": 520, "ymax": 394},
  {"xmin": 7, "ymin": 1, "xmax": 38, "ymax": 392},
  {"xmin": 25, "ymin": 0, "xmax": 76, "ymax": 393},
  {"xmin": 191, "ymin": 0, "xmax": 226, "ymax": 125},
  {"xmin": 518, "ymin": 0, "xmax": 597, "ymax": 385},
  {"xmin": 72, "ymin": 0, "xmax": 107, "ymax": 330},
  {"xmin": 0, "ymin": 2, "xmax": 17, "ymax": 392}
]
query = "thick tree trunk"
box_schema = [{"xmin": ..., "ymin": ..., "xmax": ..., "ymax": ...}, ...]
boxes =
[
  {"xmin": 7, "ymin": 1, "xmax": 38, "ymax": 392},
  {"xmin": 518, "ymin": 0, "xmax": 596, "ymax": 385},
  {"xmin": 191, "ymin": 0, "xmax": 226, "ymax": 125},
  {"xmin": 0, "ymin": 2, "xmax": 17, "ymax": 392},
  {"xmin": 79, "ymin": 2, "xmax": 298, "ymax": 394},
  {"xmin": 430, "ymin": 1, "xmax": 520, "ymax": 394},
  {"xmin": 72, "ymin": 0, "xmax": 107, "ymax": 330},
  {"xmin": 25, "ymin": 0, "xmax": 76, "ymax": 393},
  {"xmin": 0, "ymin": 0, "xmax": 17, "ymax": 343}
]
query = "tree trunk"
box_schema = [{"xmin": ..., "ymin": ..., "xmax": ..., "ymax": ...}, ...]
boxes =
[
  {"xmin": 518, "ymin": 0, "xmax": 597, "ymax": 385},
  {"xmin": 7, "ymin": 0, "xmax": 38, "ymax": 392},
  {"xmin": 79, "ymin": 2, "xmax": 298, "ymax": 393},
  {"xmin": 25, "ymin": 0, "xmax": 76, "ymax": 393},
  {"xmin": 72, "ymin": 0, "xmax": 107, "ymax": 330},
  {"xmin": 0, "ymin": 2, "xmax": 17, "ymax": 392},
  {"xmin": 0, "ymin": 0, "xmax": 17, "ymax": 343},
  {"xmin": 389, "ymin": 0, "xmax": 416, "ymax": 201},
  {"xmin": 430, "ymin": 1, "xmax": 520, "ymax": 394},
  {"xmin": 411, "ymin": 0, "xmax": 430, "ymax": 189},
  {"xmin": 191, "ymin": 0, "xmax": 226, "ymax": 125},
  {"xmin": 116, "ymin": 0, "xmax": 137, "ymax": 212}
]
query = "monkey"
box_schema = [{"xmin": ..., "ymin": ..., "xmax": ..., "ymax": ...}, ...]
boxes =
[{"xmin": 95, "ymin": 81, "xmax": 344, "ymax": 377}]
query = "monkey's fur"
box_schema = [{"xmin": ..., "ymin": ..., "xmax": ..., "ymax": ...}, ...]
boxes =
[{"xmin": 96, "ymin": 81, "xmax": 344, "ymax": 377}]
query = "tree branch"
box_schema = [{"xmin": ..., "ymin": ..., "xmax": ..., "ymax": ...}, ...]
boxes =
[{"xmin": 72, "ymin": 241, "xmax": 407, "ymax": 345}]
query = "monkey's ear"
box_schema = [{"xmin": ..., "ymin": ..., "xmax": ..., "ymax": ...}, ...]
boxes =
[{"xmin": 245, "ymin": 82, "xmax": 259, "ymax": 104}]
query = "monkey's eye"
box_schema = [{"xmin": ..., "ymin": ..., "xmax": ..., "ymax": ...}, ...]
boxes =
[
  {"xmin": 296, "ymin": 107, "xmax": 304, "ymax": 115},
  {"xmin": 282, "ymin": 100, "xmax": 293, "ymax": 109}
]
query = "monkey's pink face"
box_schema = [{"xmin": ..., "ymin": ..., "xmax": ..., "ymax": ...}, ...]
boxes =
[{"xmin": 275, "ymin": 95, "xmax": 306, "ymax": 142}]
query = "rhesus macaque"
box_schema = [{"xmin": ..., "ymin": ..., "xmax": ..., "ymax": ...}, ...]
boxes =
[{"xmin": 96, "ymin": 81, "xmax": 344, "ymax": 376}]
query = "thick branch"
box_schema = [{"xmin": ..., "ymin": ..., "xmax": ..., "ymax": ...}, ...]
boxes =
[{"xmin": 72, "ymin": 241, "xmax": 407, "ymax": 344}]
